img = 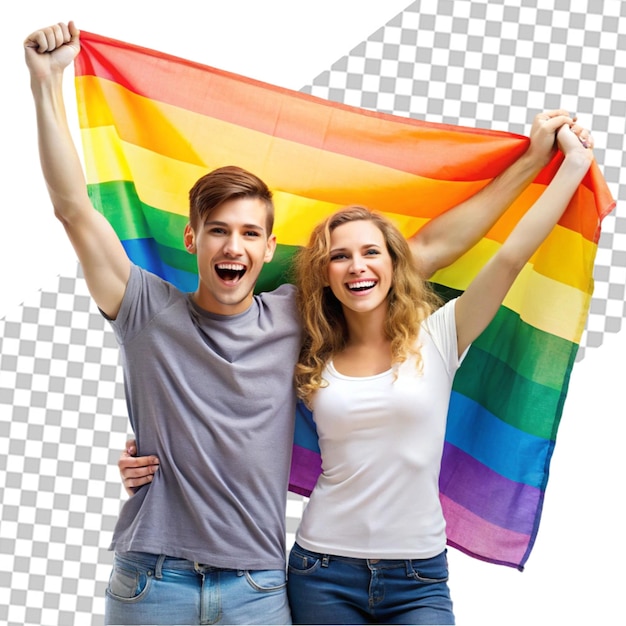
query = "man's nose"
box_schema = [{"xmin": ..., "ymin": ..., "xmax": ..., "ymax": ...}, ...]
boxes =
[{"xmin": 224, "ymin": 234, "xmax": 243, "ymax": 256}]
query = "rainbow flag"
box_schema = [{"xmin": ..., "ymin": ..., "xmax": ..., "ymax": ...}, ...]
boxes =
[{"xmin": 74, "ymin": 31, "xmax": 614, "ymax": 570}]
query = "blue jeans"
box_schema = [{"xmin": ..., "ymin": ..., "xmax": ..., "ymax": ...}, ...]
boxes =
[
  {"xmin": 287, "ymin": 543, "xmax": 454, "ymax": 625},
  {"xmin": 105, "ymin": 551, "xmax": 291, "ymax": 625}
]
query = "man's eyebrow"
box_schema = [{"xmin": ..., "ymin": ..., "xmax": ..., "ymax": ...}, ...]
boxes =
[{"xmin": 203, "ymin": 219, "xmax": 265, "ymax": 232}]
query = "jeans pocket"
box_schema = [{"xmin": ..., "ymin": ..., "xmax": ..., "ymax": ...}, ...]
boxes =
[
  {"xmin": 410, "ymin": 552, "xmax": 449, "ymax": 583},
  {"xmin": 243, "ymin": 569, "xmax": 287, "ymax": 592},
  {"xmin": 287, "ymin": 546, "xmax": 322, "ymax": 575},
  {"xmin": 107, "ymin": 561, "xmax": 152, "ymax": 601}
]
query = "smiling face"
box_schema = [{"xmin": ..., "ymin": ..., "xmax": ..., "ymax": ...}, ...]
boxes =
[
  {"xmin": 326, "ymin": 219, "xmax": 393, "ymax": 318},
  {"xmin": 184, "ymin": 196, "xmax": 276, "ymax": 315}
]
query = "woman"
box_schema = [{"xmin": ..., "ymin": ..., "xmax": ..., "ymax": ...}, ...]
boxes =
[{"xmin": 286, "ymin": 123, "xmax": 593, "ymax": 625}]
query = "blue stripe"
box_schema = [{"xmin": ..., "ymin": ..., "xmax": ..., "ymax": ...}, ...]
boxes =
[
  {"xmin": 293, "ymin": 400, "xmax": 321, "ymax": 453},
  {"xmin": 121, "ymin": 239, "xmax": 198, "ymax": 292},
  {"xmin": 445, "ymin": 391, "xmax": 551, "ymax": 488}
]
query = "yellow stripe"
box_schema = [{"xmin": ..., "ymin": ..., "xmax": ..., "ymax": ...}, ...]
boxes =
[
  {"xmin": 531, "ymin": 226, "xmax": 598, "ymax": 291},
  {"xmin": 80, "ymin": 126, "xmax": 133, "ymax": 182},
  {"xmin": 77, "ymin": 86, "xmax": 496, "ymax": 219},
  {"xmin": 432, "ymin": 242, "xmax": 592, "ymax": 341},
  {"xmin": 80, "ymin": 128, "xmax": 429, "ymax": 247},
  {"xmin": 506, "ymin": 267, "xmax": 591, "ymax": 342},
  {"xmin": 431, "ymin": 225, "xmax": 595, "ymax": 293}
]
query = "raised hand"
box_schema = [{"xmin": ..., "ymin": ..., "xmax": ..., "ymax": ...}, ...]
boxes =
[
  {"xmin": 24, "ymin": 21, "xmax": 80, "ymax": 79},
  {"xmin": 525, "ymin": 109, "xmax": 575, "ymax": 167}
]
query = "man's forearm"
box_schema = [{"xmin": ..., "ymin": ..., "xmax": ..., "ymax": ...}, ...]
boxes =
[{"xmin": 31, "ymin": 72, "xmax": 91, "ymax": 225}]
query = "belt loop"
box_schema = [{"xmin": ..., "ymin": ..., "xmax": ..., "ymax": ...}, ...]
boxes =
[
  {"xmin": 155, "ymin": 554, "xmax": 166, "ymax": 579},
  {"xmin": 321, "ymin": 554, "xmax": 330, "ymax": 568}
]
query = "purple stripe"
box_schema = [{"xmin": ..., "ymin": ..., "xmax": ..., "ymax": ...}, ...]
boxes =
[
  {"xmin": 289, "ymin": 444, "xmax": 322, "ymax": 497},
  {"xmin": 439, "ymin": 442, "xmax": 542, "ymax": 536}
]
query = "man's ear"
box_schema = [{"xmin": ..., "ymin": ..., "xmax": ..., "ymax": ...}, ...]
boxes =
[
  {"xmin": 264, "ymin": 233, "xmax": 277, "ymax": 263},
  {"xmin": 183, "ymin": 223, "xmax": 196, "ymax": 254}
]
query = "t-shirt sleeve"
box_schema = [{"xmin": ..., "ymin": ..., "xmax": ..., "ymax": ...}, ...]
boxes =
[
  {"xmin": 106, "ymin": 264, "xmax": 175, "ymax": 344},
  {"xmin": 422, "ymin": 298, "xmax": 468, "ymax": 376}
]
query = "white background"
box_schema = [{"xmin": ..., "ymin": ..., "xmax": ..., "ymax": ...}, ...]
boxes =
[{"xmin": 2, "ymin": 2, "xmax": 624, "ymax": 624}]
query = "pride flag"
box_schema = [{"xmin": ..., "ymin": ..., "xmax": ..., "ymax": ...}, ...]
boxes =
[{"xmin": 74, "ymin": 31, "xmax": 614, "ymax": 570}]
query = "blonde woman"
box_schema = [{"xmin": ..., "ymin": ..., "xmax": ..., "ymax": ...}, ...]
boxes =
[{"xmin": 287, "ymin": 123, "xmax": 593, "ymax": 625}]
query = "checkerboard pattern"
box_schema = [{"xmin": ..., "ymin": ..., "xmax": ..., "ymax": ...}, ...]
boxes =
[{"xmin": 1, "ymin": 2, "xmax": 624, "ymax": 624}]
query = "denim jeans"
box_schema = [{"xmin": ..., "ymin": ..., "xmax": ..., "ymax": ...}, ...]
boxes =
[
  {"xmin": 105, "ymin": 551, "xmax": 292, "ymax": 625},
  {"xmin": 287, "ymin": 543, "xmax": 454, "ymax": 625}
]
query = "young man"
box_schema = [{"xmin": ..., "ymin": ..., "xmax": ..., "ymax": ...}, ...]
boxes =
[{"xmin": 25, "ymin": 20, "xmax": 580, "ymax": 626}]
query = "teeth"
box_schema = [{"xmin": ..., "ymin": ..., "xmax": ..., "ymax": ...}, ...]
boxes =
[
  {"xmin": 217, "ymin": 263, "xmax": 245, "ymax": 271},
  {"xmin": 348, "ymin": 280, "xmax": 376, "ymax": 290}
]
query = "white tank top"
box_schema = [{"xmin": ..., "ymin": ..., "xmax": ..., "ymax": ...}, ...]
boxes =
[{"xmin": 296, "ymin": 299, "xmax": 465, "ymax": 559}]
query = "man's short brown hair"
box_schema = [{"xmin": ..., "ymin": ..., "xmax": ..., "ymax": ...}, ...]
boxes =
[{"xmin": 188, "ymin": 166, "xmax": 274, "ymax": 233}]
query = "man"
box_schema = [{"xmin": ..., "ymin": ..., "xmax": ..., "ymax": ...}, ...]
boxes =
[{"xmin": 25, "ymin": 20, "xmax": 578, "ymax": 626}]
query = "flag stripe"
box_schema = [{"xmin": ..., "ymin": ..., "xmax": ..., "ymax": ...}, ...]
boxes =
[
  {"xmin": 440, "ymin": 442, "xmax": 542, "ymax": 534},
  {"xmin": 452, "ymin": 349, "xmax": 572, "ymax": 440},
  {"xmin": 445, "ymin": 393, "xmax": 555, "ymax": 484},
  {"xmin": 441, "ymin": 494, "xmax": 531, "ymax": 567}
]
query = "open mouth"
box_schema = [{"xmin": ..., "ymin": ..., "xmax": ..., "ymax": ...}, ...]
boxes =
[
  {"xmin": 216, "ymin": 263, "xmax": 246, "ymax": 283},
  {"xmin": 347, "ymin": 280, "xmax": 377, "ymax": 292}
]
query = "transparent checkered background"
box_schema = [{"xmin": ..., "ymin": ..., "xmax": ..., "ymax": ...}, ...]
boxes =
[{"xmin": 1, "ymin": 1, "xmax": 624, "ymax": 624}]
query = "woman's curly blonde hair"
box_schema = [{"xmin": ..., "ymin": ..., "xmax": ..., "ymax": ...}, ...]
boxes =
[{"xmin": 294, "ymin": 206, "xmax": 442, "ymax": 407}]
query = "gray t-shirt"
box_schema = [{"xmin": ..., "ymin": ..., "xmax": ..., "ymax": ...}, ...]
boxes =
[{"xmin": 107, "ymin": 265, "xmax": 301, "ymax": 569}]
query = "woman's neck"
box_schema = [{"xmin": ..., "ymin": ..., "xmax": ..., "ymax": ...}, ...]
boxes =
[
  {"xmin": 333, "ymin": 306, "xmax": 392, "ymax": 376},
  {"xmin": 342, "ymin": 306, "xmax": 387, "ymax": 348}
]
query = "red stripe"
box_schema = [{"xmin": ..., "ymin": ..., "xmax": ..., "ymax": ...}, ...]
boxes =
[{"xmin": 75, "ymin": 30, "xmax": 530, "ymax": 182}]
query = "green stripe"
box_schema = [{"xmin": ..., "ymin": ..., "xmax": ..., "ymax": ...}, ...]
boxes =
[
  {"xmin": 453, "ymin": 340, "xmax": 576, "ymax": 440},
  {"xmin": 154, "ymin": 242, "xmax": 197, "ymax": 274},
  {"xmin": 430, "ymin": 285, "xmax": 576, "ymax": 392},
  {"xmin": 88, "ymin": 181, "xmax": 188, "ymax": 248},
  {"xmin": 472, "ymin": 306, "xmax": 575, "ymax": 391},
  {"xmin": 88, "ymin": 180, "xmax": 156, "ymax": 240},
  {"xmin": 256, "ymin": 244, "xmax": 298, "ymax": 292}
]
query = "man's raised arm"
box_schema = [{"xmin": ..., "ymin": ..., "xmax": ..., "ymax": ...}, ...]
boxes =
[{"xmin": 24, "ymin": 21, "xmax": 130, "ymax": 319}]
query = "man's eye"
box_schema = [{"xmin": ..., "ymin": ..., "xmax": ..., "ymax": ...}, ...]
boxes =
[{"xmin": 244, "ymin": 231, "xmax": 261, "ymax": 237}]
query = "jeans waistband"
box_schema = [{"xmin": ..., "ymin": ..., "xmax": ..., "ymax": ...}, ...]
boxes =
[
  {"xmin": 116, "ymin": 550, "xmax": 228, "ymax": 578},
  {"xmin": 293, "ymin": 543, "xmax": 445, "ymax": 571}
]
